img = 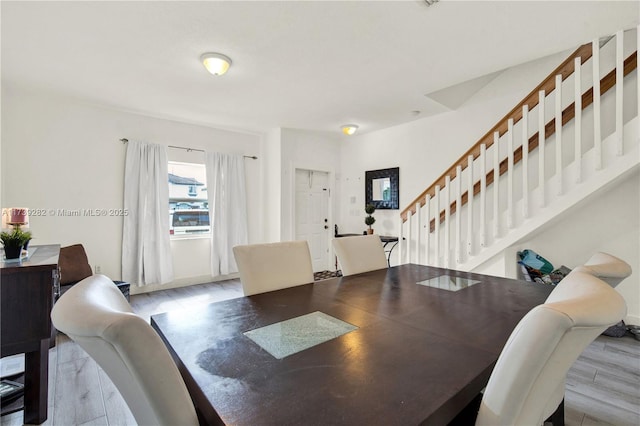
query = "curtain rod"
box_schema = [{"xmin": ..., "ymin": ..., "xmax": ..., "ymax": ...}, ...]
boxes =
[{"xmin": 119, "ymin": 138, "xmax": 258, "ymax": 160}]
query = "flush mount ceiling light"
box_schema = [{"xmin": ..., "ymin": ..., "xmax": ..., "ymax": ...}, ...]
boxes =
[
  {"xmin": 200, "ymin": 52, "xmax": 232, "ymax": 76},
  {"xmin": 341, "ymin": 124, "xmax": 359, "ymax": 136}
]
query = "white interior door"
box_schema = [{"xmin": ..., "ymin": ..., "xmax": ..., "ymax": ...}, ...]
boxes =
[{"xmin": 295, "ymin": 169, "xmax": 330, "ymax": 272}]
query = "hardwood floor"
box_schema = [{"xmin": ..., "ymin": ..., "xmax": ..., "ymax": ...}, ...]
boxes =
[{"xmin": 1, "ymin": 279, "xmax": 638, "ymax": 426}]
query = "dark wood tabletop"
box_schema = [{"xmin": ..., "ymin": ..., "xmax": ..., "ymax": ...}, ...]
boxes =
[{"xmin": 151, "ymin": 263, "xmax": 553, "ymax": 426}]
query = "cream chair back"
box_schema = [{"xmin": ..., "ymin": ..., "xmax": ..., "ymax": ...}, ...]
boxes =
[
  {"xmin": 51, "ymin": 275, "xmax": 199, "ymax": 426},
  {"xmin": 233, "ymin": 240, "xmax": 314, "ymax": 296},
  {"xmin": 476, "ymin": 271, "xmax": 627, "ymax": 426},
  {"xmin": 332, "ymin": 235, "xmax": 388, "ymax": 276},
  {"xmin": 573, "ymin": 251, "xmax": 632, "ymax": 288}
]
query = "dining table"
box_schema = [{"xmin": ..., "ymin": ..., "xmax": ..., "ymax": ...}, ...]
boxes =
[{"xmin": 151, "ymin": 263, "xmax": 553, "ymax": 426}]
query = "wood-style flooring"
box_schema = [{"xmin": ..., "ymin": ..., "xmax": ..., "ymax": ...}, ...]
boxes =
[{"xmin": 1, "ymin": 279, "xmax": 638, "ymax": 426}]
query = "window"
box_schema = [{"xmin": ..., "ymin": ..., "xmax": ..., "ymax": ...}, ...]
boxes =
[{"xmin": 168, "ymin": 161, "xmax": 210, "ymax": 236}]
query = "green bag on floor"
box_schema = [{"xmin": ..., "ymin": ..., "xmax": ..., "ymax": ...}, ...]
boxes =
[{"xmin": 518, "ymin": 249, "xmax": 554, "ymax": 275}]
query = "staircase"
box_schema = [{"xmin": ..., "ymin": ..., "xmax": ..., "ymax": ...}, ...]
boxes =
[{"xmin": 398, "ymin": 26, "xmax": 639, "ymax": 272}]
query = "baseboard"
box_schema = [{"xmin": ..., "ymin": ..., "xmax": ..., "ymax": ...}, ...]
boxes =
[
  {"xmin": 625, "ymin": 314, "xmax": 640, "ymax": 326},
  {"xmin": 129, "ymin": 273, "xmax": 239, "ymax": 295}
]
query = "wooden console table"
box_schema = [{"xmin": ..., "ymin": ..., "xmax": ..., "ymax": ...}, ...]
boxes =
[{"xmin": 1, "ymin": 245, "xmax": 60, "ymax": 424}]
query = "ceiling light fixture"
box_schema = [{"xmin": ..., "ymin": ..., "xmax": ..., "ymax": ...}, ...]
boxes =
[
  {"xmin": 200, "ymin": 52, "xmax": 232, "ymax": 76},
  {"xmin": 341, "ymin": 124, "xmax": 359, "ymax": 136}
]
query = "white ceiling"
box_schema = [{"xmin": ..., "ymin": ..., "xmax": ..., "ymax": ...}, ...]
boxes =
[{"xmin": 2, "ymin": 1, "xmax": 638, "ymax": 136}]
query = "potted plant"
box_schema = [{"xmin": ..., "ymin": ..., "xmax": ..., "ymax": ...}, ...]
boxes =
[
  {"xmin": 364, "ymin": 204, "xmax": 376, "ymax": 234},
  {"xmin": 1, "ymin": 228, "xmax": 32, "ymax": 259}
]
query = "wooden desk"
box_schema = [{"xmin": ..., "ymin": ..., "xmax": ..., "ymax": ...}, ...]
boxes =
[
  {"xmin": 151, "ymin": 264, "xmax": 552, "ymax": 425},
  {"xmin": 1, "ymin": 245, "xmax": 59, "ymax": 424}
]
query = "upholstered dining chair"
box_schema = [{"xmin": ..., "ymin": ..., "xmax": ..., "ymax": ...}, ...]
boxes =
[
  {"xmin": 573, "ymin": 251, "xmax": 632, "ymax": 288},
  {"xmin": 50, "ymin": 275, "xmax": 200, "ymax": 426},
  {"xmin": 332, "ymin": 234, "xmax": 388, "ymax": 276},
  {"xmin": 465, "ymin": 270, "xmax": 627, "ymax": 426},
  {"xmin": 233, "ymin": 240, "xmax": 314, "ymax": 296}
]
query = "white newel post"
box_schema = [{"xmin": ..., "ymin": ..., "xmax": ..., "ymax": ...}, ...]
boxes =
[{"xmin": 444, "ymin": 176, "xmax": 451, "ymax": 268}]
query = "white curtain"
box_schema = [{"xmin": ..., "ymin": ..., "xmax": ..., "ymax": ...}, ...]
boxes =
[
  {"xmin": 122, "ymin": 141, "xmax": 174, "ymax": 285},
  {"xmin": 206, "ymin": 152, "xmax": 248, "ymax": 276}
]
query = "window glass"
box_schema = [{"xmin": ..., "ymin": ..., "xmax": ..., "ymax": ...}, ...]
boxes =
[{"xmin": 168, "ymin": 162, "xmax": 210, "ymax": 236}]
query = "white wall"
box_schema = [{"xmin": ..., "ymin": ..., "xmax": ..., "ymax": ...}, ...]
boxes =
[
  {"xmin": 262, "ymin": 128, "xmax": 282, "ymax": 243},
  {"xmin": 504, "ymin": 170, "xmax": 640, "ymax": 324},
  {"xmin": 1, "ymin": 86, "xmax": 261, "ymax": 294}
]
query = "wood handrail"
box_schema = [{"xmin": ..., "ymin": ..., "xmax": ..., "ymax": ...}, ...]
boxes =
[
  {"xmin": 401, "ymin": 42, "xmax": 593, "ymax": 222},
  {"xmin": 423, "ymin": 50, "xmax": 637, "ymax": 232}
]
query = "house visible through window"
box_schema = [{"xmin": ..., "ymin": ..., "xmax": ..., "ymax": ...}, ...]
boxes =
[{"xmin": 168, "ymin": 161, "xmax": 210, "ymax": 236}]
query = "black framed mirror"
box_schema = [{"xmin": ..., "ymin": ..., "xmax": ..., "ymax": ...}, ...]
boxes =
[{"xmin": 365, "ymin": 167, "xmax": 399, "ymax": 209}]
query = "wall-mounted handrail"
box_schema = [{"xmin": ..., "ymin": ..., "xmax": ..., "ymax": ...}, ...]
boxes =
[
  {"xmin": 401, "ymin": 43, "xmax": 593, "ymax": 222},
  {"xmin": 422, "ymin": 50, "xmax": 637, "ymax": 232}
]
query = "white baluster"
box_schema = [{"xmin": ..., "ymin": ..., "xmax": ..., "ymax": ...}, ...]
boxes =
[
  {"xmin": 493, "ymin": 131, "xmax": 500, "ymax": 239},
  {"xmin": 539, "ymin": 89, "xmax": 546, "ymax": 207},
  {"xmin": 616, "ymin": 29, "xmax": 624, "ymax": 155},
  {"xmin": 425, "ymin": 194, "xmax": 431, "ymax": 265},
  {"xmin": 593, "ymin": 39, "xmax": 602, "ymax": 170},
  {"xmin": 480, "ymin": 144, "xmax": 487, "ymax": 247},
  {"xmin": 444, "ymin": 176, "xmax": 451, "ymax": 268},
  {"xmin": 507, "ymin": 119, "xmax": 514, "ymax": 228},
  {"xmin": 455, "ymin": 165, "xmax": 462, "ymax": 265},
  {"xmin": 522, "ymin": 105, "xmax": 529, "ymax": 218},
  {"xmin": 466, "ymin": 155, "xmax": 474, "ymax": 256},
  {"xmin": 398, "ymin": 215, "xmax": 404, "ymax": 265},
  {"xmin": 574, "ymin": 57, "xmax": 582, "ymax": 183},
  {"xmin": 415, "ymin": 202, "xmax": 421, "ymax": 264},
  {"xmin": 555, "ymin": 74, "xmax": 563, "ymax": 195},
  {"xmin": 406, "ymin": 210, "xmax": 412, "ymax": 264},
  {"xmin": 638, "ymin": 25, "xmax": 640, "ymax": 146},
  {"xmin": 434, "ymin": 185, "xmax": 441, "ymax": 266}
]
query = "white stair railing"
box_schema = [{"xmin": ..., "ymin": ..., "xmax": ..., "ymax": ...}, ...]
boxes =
[{"xmin": 400, "ymin": 26, "xmax": 639, "ymax": 271}]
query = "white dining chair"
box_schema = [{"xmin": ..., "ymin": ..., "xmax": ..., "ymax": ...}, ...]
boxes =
[
  {"xmin": 471, "ymin": 270, "xmax": 627, "ymax": 426},
  {"xmin": 332, "ymin": 234, "xmax": 388, "ymax": 276},
  {"xmin": 572, "ymin": 251, "xmax": 632, "ymax": 288},
  {"xmin": 50, "ymin": 274, "xmax": 200, "ymax": 426},
  {"xmin": 233, "ymin": 240, "xmax": 314, "ymax": 296}
]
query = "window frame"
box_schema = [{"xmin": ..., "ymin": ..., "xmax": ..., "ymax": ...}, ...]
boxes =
[{"xmin": 168, "ymin": 161, "xmax": 210, "ymax": 240}]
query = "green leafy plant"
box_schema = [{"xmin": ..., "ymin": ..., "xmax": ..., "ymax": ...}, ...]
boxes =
[
  {"xmin": 1, "ymin": 228, "xmax": 32, "ymax": 248},
  {"xmin": 364, "ymin": 204, "xmax": 376, "ymax": 233}
]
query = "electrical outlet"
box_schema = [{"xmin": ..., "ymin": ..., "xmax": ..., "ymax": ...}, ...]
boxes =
[{"xmin": 95, "ymin": 265, "xmax": 101, "ymax": 274}]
